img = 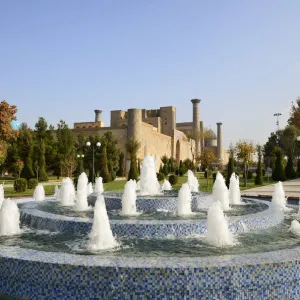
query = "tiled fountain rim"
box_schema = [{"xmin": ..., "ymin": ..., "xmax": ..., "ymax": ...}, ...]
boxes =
[{"xmin": 19, "ymin": 197, "xmax": 272, "ymax": 225}]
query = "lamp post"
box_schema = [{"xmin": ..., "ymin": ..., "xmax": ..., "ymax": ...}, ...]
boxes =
[
  {"xmin": 77, "ymin": 154, "xmax": 85, "ymax": 174},
  {"xmin": 206, "ymin": 168, "xmax": 209, "ymax": 192},
  {"xmin": 274, "ymin": 113, "xmax": 282, "ymax": 132},
  {"xmin": 86, "ymin": 141, "xmax": 101, "ymax": 183}
]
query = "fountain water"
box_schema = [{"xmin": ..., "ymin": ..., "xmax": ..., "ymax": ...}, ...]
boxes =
[
  {"xmin": 77, "ymin": 172, "xmax": 88, "ymax": 196},
  {"xmin": 228, "ymin": 173, "xmax": 242, "ymax": 205},
  {"xmin": 136, "ymin": 180, "xmax": 140, "ymax": 191},
  {"xmin": 206, "ymin": 202, "xmax": 233, "ymax": 247},
  {"xmin": 161, "ymin": 179, "xmax": 172, "ymax": 191},
  {"xmin": 0, "ymin": 184, "xmax": 4, "ymax": 209},
  {"xmin": 87, "ymin": 195, "xmax": 119, "ymax": 250},
  {"xmin": 88, "ymin": 182, "xmax": 94, "ymax": 195},
  {"xmin": 177, "ymin": 183, "xmax": 193, "ymax": 216},
  {"xmin": 289, "ymin": 220, "xmax": 300, "ymax": 235},
  {"xmin": 121, "ymin": 180, "xmax": 138, "ymax": 216},
  {"xmin": 33, "ymin": 184, "xmax": 46, "ymax": 201},
  {"xmin": 272, "ymin": 181, "xmax": 292, "ymax": 212},
  {"xmin": 0, "ymin": 199, "xmax": 20, "ymax": 235},
  {"xmin": 213, "ymin": 172, "xmax": 230, "ymax": 211},
  {"xmin": 59, "ymin": 178, "xmax": 75, "ymax": 206},
  {"xmin": 94, "ymin": 177, "xmax": 104, "ymax": 194},
  {"xmin": 54, "ymin": 185, "xmax": 59, "ymax": 197},
  {"xmin": 139, "ymin": 155, "xmax": 161, "ymax": 195},
  {"xmin": 187, "ymin": 170, "xmax": 199, "ymax": 192},
  {"xmin": 75, "ymin": 190, "xmax": 89, "ymax": 211}
]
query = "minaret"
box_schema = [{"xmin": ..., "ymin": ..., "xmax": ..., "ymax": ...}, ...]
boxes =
[
  {"xmin": 94, "ymin": 110, "xmax": 102, "ymax": 122},
  {"xmin": 191, "ymin": 99, "xmax": 201, "ymax": 157},
  {"xmin": 216, "ymin": 122, "xmax": 223, "ymax": 161}
]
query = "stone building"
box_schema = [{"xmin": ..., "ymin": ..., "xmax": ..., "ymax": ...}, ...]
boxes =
[{"xmin": 73, "ymin": 100, "xmax": 227, "ymax": 171}]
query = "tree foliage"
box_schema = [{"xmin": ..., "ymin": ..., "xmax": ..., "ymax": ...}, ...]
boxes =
[
  {"xmin": 288, "ymin": 97, "xmax": 300, "ymax": 129},
  {"xmin": 225, "ymin": 149, "xmax": 234, "ymax": 187},
  {"xmin": 272, "ymin": 147, "xmax": 286, "ymax": 181},
  {"xmin": 126, "ymin": 139, "xmax": 140, "ymax": 181},
  {"xmin": 0, "ymin": 100, "xmax": 18, "ymax": 141},
  {"xmin": 199, "ymin": 147, "xmax": 216, "ymax": 170},
  {"xmin": 255, "ymin": 145, "xmax": 263, "ymax": 185}
]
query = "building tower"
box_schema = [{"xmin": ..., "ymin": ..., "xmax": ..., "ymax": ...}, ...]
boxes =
[
  {"xmin": 216, "ymin": 122, "xmax": 223, "ymax": 162},
  {"xmin": 191, "ymin": 99, "xmax": 201, "ymax": 157}
]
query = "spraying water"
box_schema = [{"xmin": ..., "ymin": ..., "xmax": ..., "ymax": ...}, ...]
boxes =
[
  {"xmin": 87, "ymin": 195, "xmax": 119, "ymax": 251},
  {"xmin": 206, "ymin": 202, "xmax": 233, "ymax": 247},
  {"xmin": 0, "ymin": 184, "xmax": 4, "ymax": 209},
  {"xmin": 272, "ymin": 182, "xmax": 292, "ymax": 212},
  {"xmin": 178, "ymin": 183, "xmax": 193, "ymax": 216},
  {"xmin": 228, "ymin": 173, "xmax": 242, "ymax": 205},
  {"xmin": 33, "ymin": 184, "xmax": 46, "ymax": 201},
  {"xmin": 289, "ymin": 220, "xmax": 300, "ymax": 235},
  {"xmin": 139, "ymin": 155, "xmax": 161, "ymax": 195},
  {"xmin": 161, "ymin": 179, "xmax": 172, "ymax": 191},
  {"xmin": 121, "ymin": 180, "xmax": 138, "ymax": 216},
  {"xmin": 187, "ymin": 170, "xmax": 199, "ymax": 192},
  {"xmin": 77, "ymin": 172, "xmax": 88, "ymax": 196},
  {"xmin": 0, "ymin": 199, "xmax": 20, "ymax": 235},
  {"xmin": 94, "ymin": 177, "xmax": 104, "ymax": 194},
  {"xmin": 59, "ymin": 178, "xmax": 75, "ymax": 206},
  {"xmin": 54, "ymin": 185, "xmax": 59, "ymax": 197},
  {"xmin": 75, "ymin": 190, "xmax": 89, "ymax": 211},
  {"xmin": 213, "ymin": 172, "xmax": 230, "ymax": 211},
  {"xmin": 136, "ymin": 180, "xmax": 140, "ymax": 191},
  {"xmin": 87, "ymin": 182, "xmax": 94, "ymax": 195}
]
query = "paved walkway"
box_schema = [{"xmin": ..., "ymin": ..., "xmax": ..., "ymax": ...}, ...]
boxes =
[{"xmin": 242, "ymin": 179, "xmax": 300, "ymax": 198}]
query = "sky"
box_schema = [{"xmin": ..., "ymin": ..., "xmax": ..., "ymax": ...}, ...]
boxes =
[{"xmin": 1, "ymin": 0, "xmax": 299, "ymax": 148}]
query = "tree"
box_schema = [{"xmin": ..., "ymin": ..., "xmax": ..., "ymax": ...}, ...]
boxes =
[
  {"xmin": 263, "ymin": 132, "xmax": 278, "ymax": 171},
  {"xmin": 288, "ymin": 97, "xmax": 300, "ymax": 129},
  {"xmin": 34, "ymin": 117, "xmax": 48, "ymax": 182},
  {"xmin": 116, "ymin": 151, "xmax": 125, "ymax": 177},
  {"xmin": 199, "ymin": 148, "xmax": 216, "ymax": 171},
  {"xmin": 0, "ymin": 100, "xmax": 18, "ymax": 141},
  {"xmin": 18, "ymin": 124, "xmax": 35, "ymax": 180},
  {"xmin": 15, "ymin": 159, "xmax": 24, "ymax": 178},
  {"xmin": 272, "ymin": 147, "xmax": 286, "ymax": 181},
  {"xmin": 235, "ymin": 140, "xmax": 256, "ymax": 187},
  {"xmin": 99, "ymin": 142, "xmax": 111, "ymax": 183},
  {"xmin": 126, "ymin": 139, "xmax": 141, "ymax": 181},
  {"xmin": 225, "ymin": 148, "xmax": 234, "ymax": 187},
  {"xmin": 255, "ymin": 145, "xmax": 263, "ymax": 185},
  {"xmin": 285, "ymin": 152, "xmax": 296, "ymax": 179}
]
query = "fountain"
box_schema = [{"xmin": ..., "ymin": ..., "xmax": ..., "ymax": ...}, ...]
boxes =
[
  {"xmin": 87, "ymin": 195, "xmax": 119, "ymax": 251},
  {"xmin": 77, "ymin": 172, "xmax": 88, "ymax": 196},
  {"xmin": 0, "ymin": 184, "xmax": 4, "ymax": 209},
  {"xmin": 289, "ymin": 220, "xmax": 300, "ymax": 235},
  {"xmin": 228, "ymin": 173, "xmax": 242, "ymax": 205},
  {"xmin": 0, "ymin": 199, "xmax": 20, "ymax": 235},
  {"xmin": 94, "ymin": 177, "xmax": 104, "ymax": 194},
  {"xmin": 161, "ymin": 179, "xmax": 172, "ymax": 191},
  {"xmin": 139, "ymin": 155, "xmax": 161, "ymax": 195},
  {"xmin": 59, "ymin": 177, "xmax": 75, "ymax": 206},
  {"xmin": 33, "ymin": 183, "xmax": 46, "ymax": 201},
  {"xmin": 53, "ymin": 185, "xmax": 59, "ymax": 197},
  {"xmin": 213, "ymin": 172, "xmax": 230, "ymax": 210},
  {"xmin": 121, "ymin": 179, "xmax": 138, "ymax": 216},
  {"xmin": 177, "ymin": 183, "xmax": 193, "ymax": 216},
  {"xmin": 206, "ymin": 202, "xmax": 233, "ymax": 247},
  {"xmin": 272, "ymin": 181, "xmax": 292, "ymax": 212},
  {"xmin": 136, "ymin": 180, "xmax": 140, "ymax": 191},
  {"xmin": 187, "ymin": 170, "xmax": 199, "ymax": 192},
  {"xmin": 87, "ymin": 182, "xmax": 94, "ymax": 195}
]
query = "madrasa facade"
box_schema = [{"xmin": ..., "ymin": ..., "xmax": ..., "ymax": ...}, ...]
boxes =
[{"xmin": 73, "ymin": 99, "xmax": 227, "ymax": 172}]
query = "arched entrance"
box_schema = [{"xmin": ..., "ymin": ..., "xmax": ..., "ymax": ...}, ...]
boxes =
[{"xmin": 176, "ymin": 140, "xmax": 180, "ymax": 165}]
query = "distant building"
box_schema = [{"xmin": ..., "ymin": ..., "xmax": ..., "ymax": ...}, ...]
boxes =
[{"xmin": 73, "ymin": 100, "xmax": 227, "ymax": 171}]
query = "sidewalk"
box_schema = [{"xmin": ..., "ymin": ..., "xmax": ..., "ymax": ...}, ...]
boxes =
[{"xmin": 242, "ymin": 178, "xmax": 300, "ymax": 198}]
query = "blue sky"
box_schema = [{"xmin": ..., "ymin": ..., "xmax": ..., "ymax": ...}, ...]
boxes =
[{"xmin": 1, "ymin": 0, "xmax": 299, "ymax": 148}]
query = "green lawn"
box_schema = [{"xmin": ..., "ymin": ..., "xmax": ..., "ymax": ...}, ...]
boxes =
[{"xmin": 3, "ymin": 173, "xmax": 276, "ymax": 198}]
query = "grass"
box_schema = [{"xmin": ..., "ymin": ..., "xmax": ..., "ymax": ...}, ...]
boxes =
[{"xmin": 3, "ymin": 173, "xmax": 277, "ymax": 198}]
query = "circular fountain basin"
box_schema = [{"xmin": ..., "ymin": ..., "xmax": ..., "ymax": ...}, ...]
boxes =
[
  {"xmin": 19, "ymin": 198, "xmax": 284, "ymax": 238},
  {"xmin": 1, "ymin": 208, "xmax": 300, "ymax": 299}
]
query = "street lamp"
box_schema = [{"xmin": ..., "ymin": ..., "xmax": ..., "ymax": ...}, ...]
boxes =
[
  {"xmin": 77, "ymin": 154, "xmax": 85, "ymax": 174},
  {"xmin": 86, "ymin": 141, "xmax": 101, "ymax": 183},
  {"xmin": 205, "ymin": 168, "xmax": 209, "ymax": 192}
]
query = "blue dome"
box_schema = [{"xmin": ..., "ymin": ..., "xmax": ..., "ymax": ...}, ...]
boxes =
[{"xmin": 11, "ymin": 120, "xmax": 22, "ymax": 130}]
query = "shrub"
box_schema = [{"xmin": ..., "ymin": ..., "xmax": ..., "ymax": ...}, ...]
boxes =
[
  {"xmin": 178, "ymin": 161, "xmax": 187, "ymax": 176},
  {"xmin": 285, "ymin": 155, "xmax": 296, "ymax": 179},
  {"xmin": 168, "ymin": 174, "xmax": 178, "ymax": 186},
  {"xmin": 157, "ymin": 172, "xmax": 165, "ymax": 181},
  {"xmin": 14, "ymin": 178, "xmax": 27, "ymax": 192},
  {"xmin": 272, "ymin": 149, "xmax": 286, "ymax": 181},
  {"xmin": 247, "ymin": 171, "xmax": 253, "ymax": 179},
  {"xmin": 162, "ymin": 164, "xmax": 169, "ymax": 176},
  {"xmin": 225, "ymin": 156, "xmax": 234, "ymax": 188},
  {"xmin": 28, "ymin": 178, "xmax": 38, "ymax": 189},
  {"xmin": 128, "ymin": 157, "xmax": 139, "ymax": 181}
]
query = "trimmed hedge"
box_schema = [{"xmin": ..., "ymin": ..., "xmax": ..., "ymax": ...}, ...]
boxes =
[
  {"xmin": 168, "ymin": 174, "xmax": 178, "ymax": 186},
  {"xmin": 14, "ymin": 178, "xmax": 27, "ymax": 192},
  {"xmin": 157, "ymin": 172, "xmax": 165, "ymax": 181},
  {"xmin": 28, "ymin": 178, "xmax": 38, "ymax": 189}
]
